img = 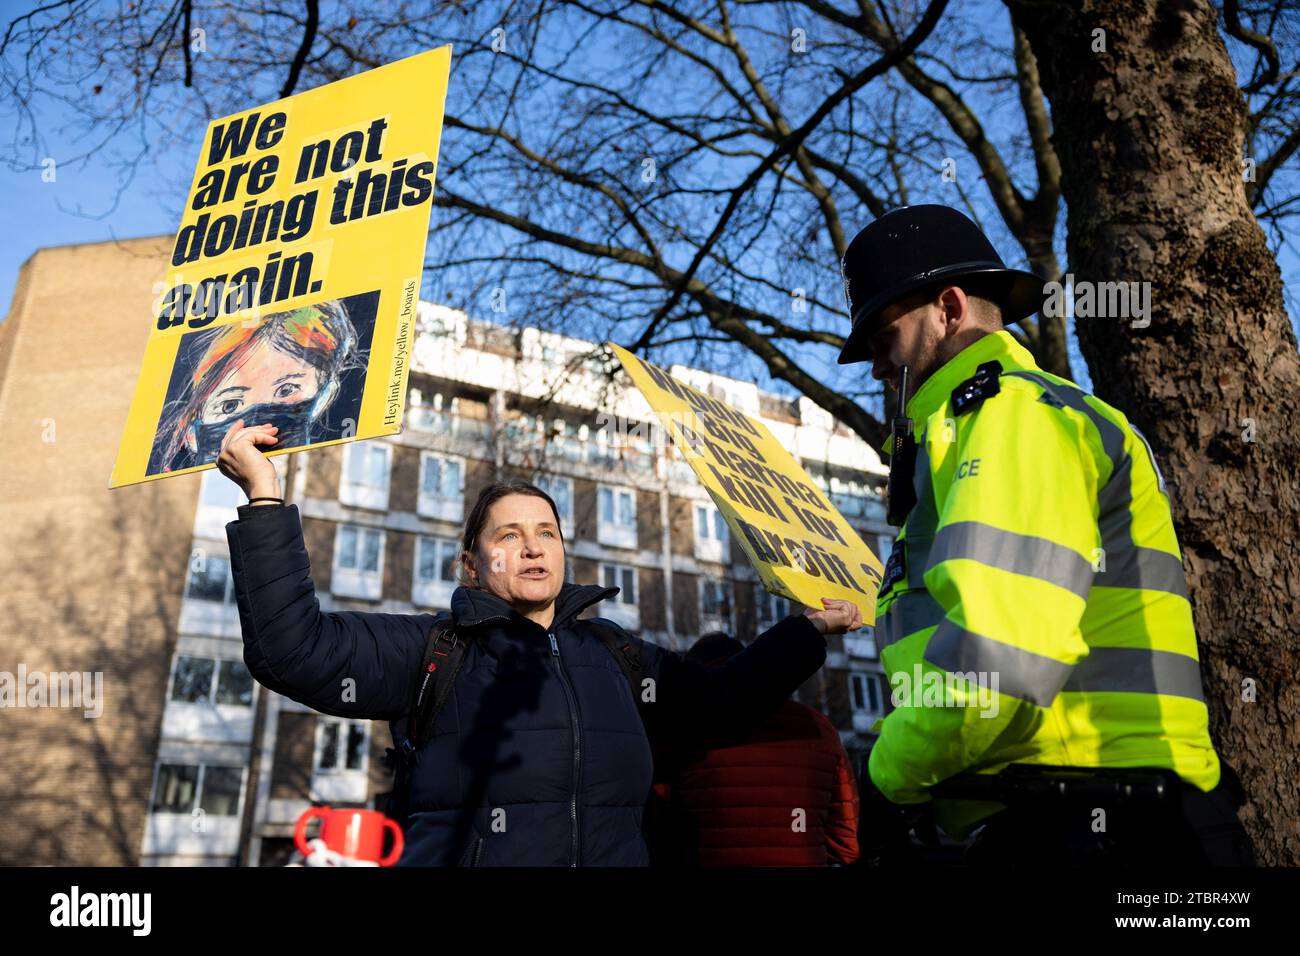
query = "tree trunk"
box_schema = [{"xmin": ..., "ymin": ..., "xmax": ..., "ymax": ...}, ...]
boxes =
[{"xmin": 1006, "ymin": 0, "xmax": 1300, "ymax": 864}]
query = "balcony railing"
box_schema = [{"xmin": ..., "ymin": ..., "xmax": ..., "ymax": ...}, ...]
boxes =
[
  {"xmin": 407, "ymin": 408, "xmax": 492, "ymax": 440},
  {"xmin": 828, "ymin": 491, "xmax": 885, "ymax": 520}
]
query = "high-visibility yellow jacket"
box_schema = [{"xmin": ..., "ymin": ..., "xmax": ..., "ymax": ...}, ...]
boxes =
[{"xmin": 868, "ymin": 330, "xmax": 1220, "ymax": 837}]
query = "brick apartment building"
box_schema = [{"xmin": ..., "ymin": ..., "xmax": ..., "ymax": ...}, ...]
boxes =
[{"xmin": 0, "ymin": 235, "xmax": 893, "ymax": 866}]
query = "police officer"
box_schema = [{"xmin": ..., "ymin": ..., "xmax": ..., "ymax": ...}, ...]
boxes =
[{"xmin": 839, "ymin": 204, "xmax": 1255, "ymax": 866}]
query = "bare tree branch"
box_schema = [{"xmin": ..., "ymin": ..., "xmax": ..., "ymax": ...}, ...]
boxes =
[
  {"xmin": 629, "ymin": 0, "xmax": 952, "ymax": 353},
  {"xmin": 280, "ymin": 0, "xmax": 321, "ymax": 97},
  {"xmin": 1225, "ymin": 0, "xmax": 1281, "ymax": 93}
]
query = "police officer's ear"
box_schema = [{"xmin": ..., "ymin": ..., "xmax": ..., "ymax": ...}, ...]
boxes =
[
  {"xmin": 936, "ymin": 285, "xmax": 971, "ymax": 333},
  {"xmin": 938, "ymin": 284, "xmax": 1002, "ymax": 335}
]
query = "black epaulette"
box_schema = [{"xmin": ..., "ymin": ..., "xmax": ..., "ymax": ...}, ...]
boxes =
[{"xmin": 950, "ymin": 360, "xmax": 1002, "ymax": 415}]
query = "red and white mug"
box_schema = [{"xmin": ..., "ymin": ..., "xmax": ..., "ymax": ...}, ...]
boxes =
[{"xmin": 293, "ymin": 806, "xmax": 404, "ymax": 866}]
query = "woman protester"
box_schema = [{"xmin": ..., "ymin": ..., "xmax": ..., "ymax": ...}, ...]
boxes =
[{"xmin": 217, "ymin": 419, "xmax": 861, "ymax": 866}]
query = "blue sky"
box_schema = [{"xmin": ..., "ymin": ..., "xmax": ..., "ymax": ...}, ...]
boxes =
[{"xmin": 0, "ymin": 138, "xmax": 187, "ymax": 300}]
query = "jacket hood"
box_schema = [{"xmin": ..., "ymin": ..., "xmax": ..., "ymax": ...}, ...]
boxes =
[{"xmin": 450, "ymin": 581, "xmax": 619, "ymax": 631}]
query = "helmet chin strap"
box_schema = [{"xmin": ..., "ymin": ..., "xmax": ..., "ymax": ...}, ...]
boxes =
[{"xmin": 886, "ymin": 365, "xmax": 918, "ymax": 528}]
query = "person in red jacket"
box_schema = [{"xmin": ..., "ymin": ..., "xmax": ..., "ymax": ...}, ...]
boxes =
[{"xmin": 647, "ymin": 632, "xmax": 860, "ymax": 866}]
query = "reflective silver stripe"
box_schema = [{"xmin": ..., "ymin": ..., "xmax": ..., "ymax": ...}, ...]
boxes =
[
  {"xmin": 910, "ymin": 437, "xmax": 939, "ymax": 531},
  {"xmin": 1130, "ymin": 423, "xmax": 1168, "ymax": 495},
  {"xmin": 1097, "ymin": 450, "xmax": 1133, "ymax": 559},
  {"xmin": 904, "ymin": 536, "xmax": 932, "ymax": 589},
  {"xmin": 1062, "ymin": 647, "xmax": 1205, "ymax": 702},
  {"xmin": 1003, "ymin": 371, "xmax": 1125, "ymax": 466},
  {"xmin": 927, "ymin": 521, "xmax": 1093, "ymax": 600},
  {"xmin": 900, "ymin": 439, "xmax": 939, "ymax": 592},
  {"xmin": 878, "ymin": 590, "xmax": 946, "ymax": 650},
  {"xmin": 1094, "ymin": 546, "xmax": 1190, "ymax": 599},
  {"xmin": 924, "ymin": 621, "xmax": 1074, "ymax": 707},
  {"xmin": 1003, "ymin": 371, "xmax": 1190, "ymax": 602}
]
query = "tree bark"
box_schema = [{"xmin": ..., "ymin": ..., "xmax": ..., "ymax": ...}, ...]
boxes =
[{"xmin": 1006, "ymin": 0, "xmax": 1300, "ymax": 864}]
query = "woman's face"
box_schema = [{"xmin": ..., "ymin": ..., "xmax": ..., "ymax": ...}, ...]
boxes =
[
  {"xmin": 466, "ymin": 494, "xmax": 565, "ymax": 612},
  {"xmin": 201, "ymin": 338, "xmax": 322, "ymax": 422}
]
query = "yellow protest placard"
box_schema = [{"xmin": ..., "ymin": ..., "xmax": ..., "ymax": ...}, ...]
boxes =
[
  {"xmin": 109, "ymin": 46, "xmax": 452, "ymax": 487},
  {"xmin": 610, "ymin": 343, "xmax": 882, "ymax": 624}
]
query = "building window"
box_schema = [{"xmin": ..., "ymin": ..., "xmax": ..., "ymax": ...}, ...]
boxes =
[
  {"xmin": 150, "ymin": 763, "xmax": 245, "ymax": 817},
  {"xmin": 666, "ymin": 444, "xmax": 699, "ymax": 485},
  {"xmin": 699, "ymin": 579, "xmax": 732, "ymax": 634},
  {"xmin": 151, "ymin": 764, "xmax": 198, "ymax": 814},
  {"xmin": 418, "ymin": 452, "xmax": 465, "ymax": 522},
  {"xmin": 589, "ymin": 425, "xmax": 616, "ymax": 467},
  {"xmin": 200, "ymin": 766, "xmax": 245, "ymax": 815},
  {"xmin": 171, "ymin": 656, "xmax": 215, "ymax": 704},
  {"xmin": 215, "ymin": 660, "xmax": 254, "ymax": 706},
  {"xmin": 311, "ymin": 718, "xmax": 371, "ymax": 803},
  {"xmin": 333, "ymin": 524, "xmax": 385, "ymax": 600},
  {"xmin": 534, "ymin": 474, "xmax": 574, "ymax": 538},
  {"xmin": 169, "ymin": 656, "xmax": 254, "ymax": 707},
  {"xmin": 547, "ymin": 418, "xmax": 582, "ymax": 462},
  {"xmin": 828, "ymin": 474, "xmax": 880, "ymax": 520},
  {"xmin": 409, "ymin": 390, "xmax": 461, "ymax": 434},
  {"xmin": 849, "ymin": 671, "xmax": 886, "ymax": 728},
  {"xmin": 504, "ymin": 411, "xmax": 542, "ymax": 449},
  {"xmin": 315, "ymin": 718, "xmax": 368, "ymax": 773},
  {"xmin": 186, "ymin": 554, "xmax": 234, "ymax": 604},
  {"xmin": 845, "ymin": 629, "xmax": 878, "ymax": 660},
  {"xmin": 597, "ymin": 485, "xmax": 637, "ymax": 549},
  {"xmin": 416, "ymin": 535, "xmax": 459, "ymax": 583},
  {"xmin": 599, "ymin": 562, "xmax": 640, "ymax": 631},
  {"xmin": 693, "ymin": 501, "xmax": 729, "ymax": 563},
  {"xmin": 194, "ymin": 469, "xmax": 244, "ymax": 537},
  {"xmin": 340, "ymin": 442, "xmax": 392, "ymax": 510},
  {"xmin": 413, "ymin": 535, "xmax": 459, "ymax": 607},
  {"xmin": 337, "ymin": 525, "xmax": 383, "ymax": 570},
  {"xmin": 181, "ymin": 551, "xmax": 242, "ymax": 636},
  {"xmin": 602, "ymin": 563, "xmax": 638, "ymax": 604},
  {"xmin": 754, "ymin": 584, "xmax": 791, "ymax": 629}
]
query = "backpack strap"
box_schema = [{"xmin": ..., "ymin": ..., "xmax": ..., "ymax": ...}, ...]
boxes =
[
  {"xmin": 408, "ymin": 612, "xmax": 468, "ymax": 750},
  {"xmin": 583, "ymin": 616, "xmax": 646, "ymax": 720},
  {"xmin": 385, "ymin": 612, "xmax": 467, "ymax": 829}
]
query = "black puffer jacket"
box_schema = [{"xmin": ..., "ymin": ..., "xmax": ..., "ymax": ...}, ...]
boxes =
[{"xmin": 227, "ymin": 503, "xmax": 828, "ymax": 866}]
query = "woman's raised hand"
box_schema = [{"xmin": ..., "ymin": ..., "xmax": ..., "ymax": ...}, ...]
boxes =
[
  {"xmin": 216, "ymin": 419, "xmax": 282, "ymax": 500},
  {"xmin": 803, "ymin": 597, "xmax": 864, "ymax": 635}
]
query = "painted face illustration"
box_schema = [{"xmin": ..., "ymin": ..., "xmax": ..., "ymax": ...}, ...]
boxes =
[
  {"xmin": 192, "ymin": 339, "xmax": 326, "ymax": 463},
  {"xmin": 151, "ymin": 299, "xmax": 365, "ymax": 475},
  {"xmin": 200, "ymin": 338, "xmax": 324, "ymax": 423}
]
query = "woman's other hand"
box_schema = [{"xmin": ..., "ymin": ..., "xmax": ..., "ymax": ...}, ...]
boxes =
[
  {"xmin": 216, "ymin": 419, "xmax": 282, "ymax": 501},
  {"xmin": 803, "ymin": 598, "xmax": 863, "ymax": 636}
]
